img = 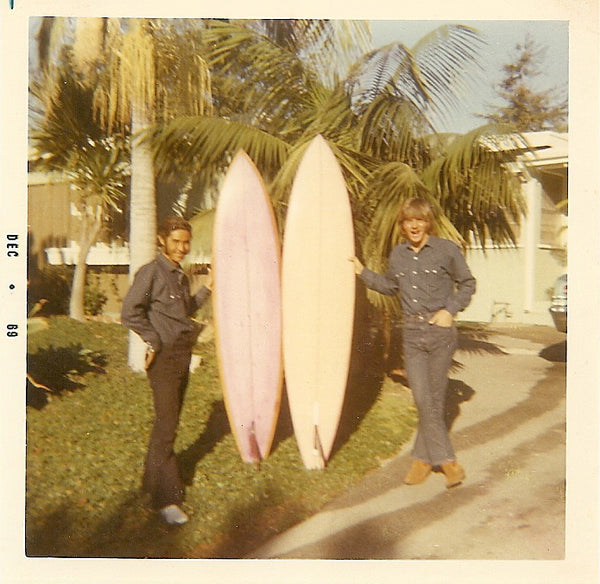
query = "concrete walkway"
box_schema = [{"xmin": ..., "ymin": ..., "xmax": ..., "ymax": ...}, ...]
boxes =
[{"xmin": 248, "ymin": 326, "xmax": 568, "ymax": 562}]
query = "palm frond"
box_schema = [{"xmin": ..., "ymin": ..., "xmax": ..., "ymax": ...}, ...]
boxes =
[
  {"xmin": 202, "ymin": 20, "xmax": 323, "ymax": 133},
  {"xmin": 153, "ymin": 23, "xmax": 214, "ymax": 119},
  {"xmin": 30, "ymin": 72, "xmax": 105, "ymax": 169},
  {"xmin": 72, "ymin": 17, "xmax": 106, "ymax": 82},
  {"xmin": 293, "ymin": 19, "xmax": 373, "ymax": 87},
  {"xmin": 421, "ymin": 124, "xmax": 526, "ymax": 247},
  {"xmin": 356, "ymin": 94, "xmax": 432, "ymax": 163},
  {"xmin": 268, "ymin": 135, "xmax": 374, "ymax": 229},
  {"xmin": 30, "ymin": 64, "xmax": 129, "ymax": 209},
  {"xmin": 92, "ymin": 19, "xmax": 214, "ymax": 132},
  {"xmin": 410, "ymin": 24, "xmax": 485, "ymax": 127},
  {"xmin": 145, "ymin": 115, "xmax": 291, "ymax": 183},
  {"xmin": 345, "ymin": 24, "xmax": 484, "ymax": 130},
  {"xmin": 345, "ymin": 42, "xmax": 430, "ymax": 115},
  {"xmin": 66, "ymin": 137, "xmax": 130, "ymax": 205}
]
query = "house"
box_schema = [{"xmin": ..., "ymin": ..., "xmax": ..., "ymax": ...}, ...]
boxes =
[
  {"xmin": 460, "ymin": 131, "xmax": 568, "ymax": 325},
  {"xmin": 27, "ymin": 171, "xmax": 211, "ymax": 318},
  {"xmin": 28, "ymin": 169, "xmax": 131, "ymax": 318}
]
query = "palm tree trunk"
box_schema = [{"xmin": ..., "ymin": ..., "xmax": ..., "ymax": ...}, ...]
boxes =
[
  {"xmin": 70, "ymin": 204, "xmax": 103, "ymax": 321},
  {"xmin": 127, "ymin": 105, "xmax": 158, "ymax": 371},
  {"xmin": 69, "ymin": 256, "xmax": 89, "ymax": 321}
]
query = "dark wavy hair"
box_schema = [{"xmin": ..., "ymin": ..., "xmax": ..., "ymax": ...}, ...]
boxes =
[{"xmin": 157, "ymin": 216, "xmax": 192, "ymax": 239}]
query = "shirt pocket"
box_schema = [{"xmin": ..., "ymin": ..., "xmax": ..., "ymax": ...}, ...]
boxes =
[
  {"xmin": 153, "ymin": 280, "xmax": 184, "ymax": 313},
  {"xmin": 394, "ymin": 271, "xmax": 407, "ymax": 295},
  {"xmin": 422, "ymin": 264, "xmax": 445, "ymax": 296}
]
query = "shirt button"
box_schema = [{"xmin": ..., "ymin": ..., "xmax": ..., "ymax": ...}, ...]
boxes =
[
  {"xmin": 412, "ymin": 285, "xmax": 417, "ymax": 289},
  {"xmin": 413, "ymin": 298, "xmax": 418, "ymax": 303},
  {"xmin": 413, "ymin": 256, "xmax": 418, "ymax": 260},
  {"xmin": 412, "ymin": 270, "xmax": 417, "ymax": 274}
]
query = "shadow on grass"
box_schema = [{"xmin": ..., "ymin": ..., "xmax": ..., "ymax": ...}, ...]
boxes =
[
  {"xmin": 331, "ymin": 303, "xmax": 389, "ymax": 460},
  {"xmin": 270, "ymin": 386, "xmax": 295, "ymax": 455},
  {"xmin": 26, "ymin": 492, "xmax": 191, "ymax": 558},
  {"xmin": 81, "ymin": 492, "xmax": 186, "ymax": 558},
  {"xmin": 178, "ymin": 399, "xmax": 230, "ymax": 486},
  {"xmin": 27, "ymin": 343, "xmax": 107, "ymax": 409},
  {"xmin": 188, "ymin": 482, "xmax": 307, "ymax": 559},
  {"xmin": 26, "ymin": 486, "xmax": 306, "ymax": 559},
  {"xmin": 26, "ymin": 503, "xmax": 79, "ymax": 557}
]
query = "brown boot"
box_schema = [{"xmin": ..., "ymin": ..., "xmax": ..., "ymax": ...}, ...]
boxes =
[
  {"xmin": 404, "ymin": 459, "xmax": 432, "ymax": 485},
  {"xmin": 441, "ymin": 461, "xmax": 465, "ymax": 488}
]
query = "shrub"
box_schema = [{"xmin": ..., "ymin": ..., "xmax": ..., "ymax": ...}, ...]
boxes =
[
  {"xmin": 28, "ymin": 265, "xmax": 109, "ymax": 317},
  {"xmin": 28, "ymin": 266, "xmax": 71, "ymax": 315},
  {"xmin": 84, "ymin": 273, "xmax": 108, "ymax": 316}
]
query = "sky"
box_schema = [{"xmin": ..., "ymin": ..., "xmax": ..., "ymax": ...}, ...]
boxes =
[{"xmin": 369, "ymin": 20, "xmax": 569, "ymax": 133}]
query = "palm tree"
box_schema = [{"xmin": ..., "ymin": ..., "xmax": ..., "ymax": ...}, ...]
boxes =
[
  {"xmin": 147, "ymin": 19, "xmax": 525, "ymax": 316},
  {"xmin": 33, "ymin": 17, "xmax": 213, "ymax": 369},
  {"xmin": 29, "ymin": 70, "xmax": 129, "ymax": 321}
]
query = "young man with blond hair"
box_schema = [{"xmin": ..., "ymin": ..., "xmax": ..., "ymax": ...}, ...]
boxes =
[{"xmin": 352, "ymin": 197, "xmax": 475, "ymax": 488}]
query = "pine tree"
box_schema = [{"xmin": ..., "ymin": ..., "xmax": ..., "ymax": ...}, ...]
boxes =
[{"xmin": 481, "ymin": 34, "xmax": 567, "ymax": 132}]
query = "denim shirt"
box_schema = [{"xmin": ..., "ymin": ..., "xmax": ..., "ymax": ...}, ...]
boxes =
[
  {"xmin": 121, "ymin": 253, "xmax": 211, "ymax": 351},
  {"xmin": 360, "ymin": 235, "xmax": 476, "ymax": 316}
]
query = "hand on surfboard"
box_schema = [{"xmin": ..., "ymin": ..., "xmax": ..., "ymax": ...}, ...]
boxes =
[
  {"xmin": 204, "ymin": 268, "xmax": 213, "ymax": 291},
  {"xmin": 349, "ymin": 256, "xmax": 364, "ymax": 275}
]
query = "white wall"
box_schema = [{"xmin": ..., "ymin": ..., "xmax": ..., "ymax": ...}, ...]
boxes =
[{"xmin": 459, "ymin": 246, "xmax": 566, "ymax": 325}]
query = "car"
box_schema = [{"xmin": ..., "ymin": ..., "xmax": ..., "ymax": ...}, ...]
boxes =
[{"xmin": 549, "ymin": 273, "xmax": 567, "ymax": 333}]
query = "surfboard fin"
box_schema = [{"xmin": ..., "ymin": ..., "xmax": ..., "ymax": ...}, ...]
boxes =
[
  {"xmin": 248, "ymin": 421, "xmax": 262, "ymax": 466},
  {"xmin": 313, "ymin": 425, "xmax": 326, "ymax": 467}
]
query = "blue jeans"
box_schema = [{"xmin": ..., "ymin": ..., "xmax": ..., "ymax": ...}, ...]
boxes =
[{"xmin": 402, "ymin": 320, "xmax": 458, "ymax": 466}]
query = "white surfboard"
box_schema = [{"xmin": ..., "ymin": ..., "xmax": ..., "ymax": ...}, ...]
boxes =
[{"xmin": 281, "ymin": 135, "xmax": 356, "ymax": 469}]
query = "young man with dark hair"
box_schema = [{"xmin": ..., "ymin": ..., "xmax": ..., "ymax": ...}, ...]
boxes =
[
  {"xmin": 351, "ymin": 198, "xmax": 475, "ymax": 488},
  {"xmin": 121, "ymin": 216, "xmax": 212, "ymax": 525}
]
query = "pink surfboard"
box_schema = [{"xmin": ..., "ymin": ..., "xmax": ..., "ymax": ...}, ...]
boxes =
[
  {"xmin": 282, "ymin": 135, "xmax": 356, "ymax": 469},
  {"xmin": 212, "ymin": 151, "xmax": 283, "ymax": 463}
]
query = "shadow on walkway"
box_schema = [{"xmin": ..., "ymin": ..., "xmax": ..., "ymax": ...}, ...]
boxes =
[{"xmin": 539, "ymin": 340, "xmax": 567, "ymax": 363}]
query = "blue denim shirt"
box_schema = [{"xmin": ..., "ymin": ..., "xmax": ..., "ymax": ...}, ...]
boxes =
[
  {"xmin": 360, "ymin": 235, "xmax": 476, "ymax": 316},
  {"xmin": 121, "ymin": 253, "xmax": 211, "ymax": 351}
]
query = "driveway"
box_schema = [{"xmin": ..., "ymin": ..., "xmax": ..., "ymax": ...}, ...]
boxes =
[{"xmin": 249, "ymin": 325, "xmax": 572, "ymax": 570}]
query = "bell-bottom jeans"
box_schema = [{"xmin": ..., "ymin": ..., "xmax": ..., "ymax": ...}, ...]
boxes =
[
  {"xmin": 402, "ymin": 319, "xmax": 458, "ymax": 466},
  {"xmin": 144, "ymin": 342, "xmax": 192, "ymax": 509}
]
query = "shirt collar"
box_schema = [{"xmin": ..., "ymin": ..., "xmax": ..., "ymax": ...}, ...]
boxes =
[
  {"xmin": 157, "ymin": 252, "xmax": 183, "ymax": 273},
  {"xmin": 401, "ymin": 234, "xmax": 435, "ymax": 251}
]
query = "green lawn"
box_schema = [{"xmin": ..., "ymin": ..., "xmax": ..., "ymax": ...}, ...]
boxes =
[{"xmin": 26, "ymin": 316, "xmax": 416, "ymax": 558}]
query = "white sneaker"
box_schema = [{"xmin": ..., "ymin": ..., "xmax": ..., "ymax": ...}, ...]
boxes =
[{"xmin": 159, "ymin": 504, "xmax": 189, "ymax": 525}]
